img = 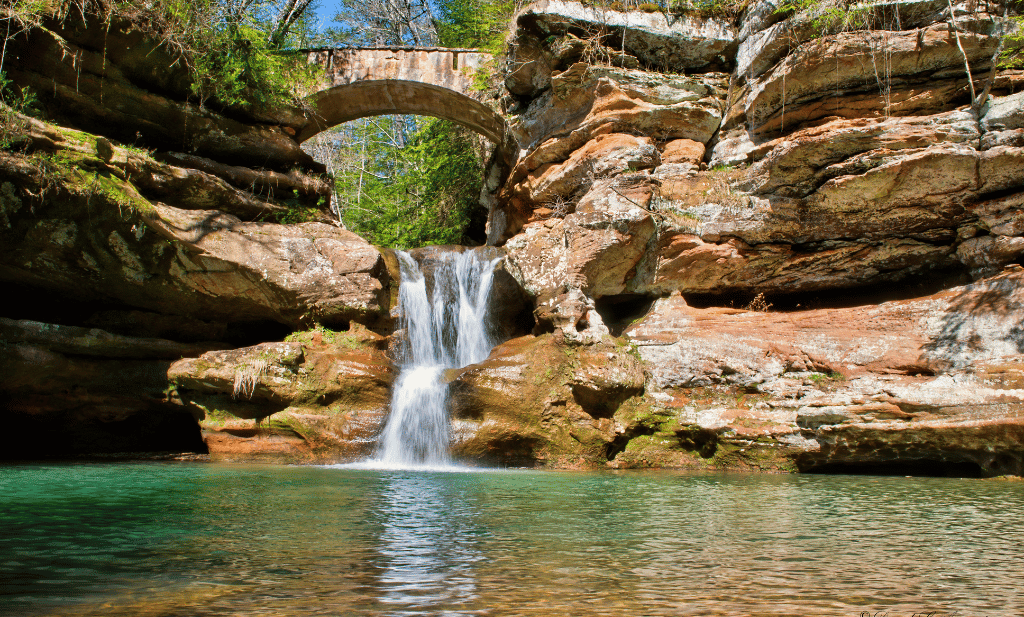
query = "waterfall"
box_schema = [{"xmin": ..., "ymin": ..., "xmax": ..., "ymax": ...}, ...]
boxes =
[{"xmin": 372, "ymin": 249, "xmax": 500, "ymax": 469}]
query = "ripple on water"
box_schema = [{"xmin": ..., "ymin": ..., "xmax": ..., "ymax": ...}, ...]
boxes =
[{"xmin": 1, "ymin": 464, "xmax": 1023, "ymax": 616}]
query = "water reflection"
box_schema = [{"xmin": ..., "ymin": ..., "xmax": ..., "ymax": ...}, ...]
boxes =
[
  {"xmin": 372, "ymin": 472, "xmax": 483, "ymax": 615},
  {"xmin": 2, "ymin": 465, "xmax": 1024, "ymax": 616}
]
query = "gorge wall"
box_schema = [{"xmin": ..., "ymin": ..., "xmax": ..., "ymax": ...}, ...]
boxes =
[{"xmin": 2, "ymin": 1, "xmax": 1023, "ymax": 475}]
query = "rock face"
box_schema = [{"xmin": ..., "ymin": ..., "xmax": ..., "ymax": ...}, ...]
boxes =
[
  {"xmin": 622, "ymin": 271, "xmax": 1024, "ymax": 476},
  {"xmin": 471, "ymin": 0, "xmax": 1024, "ymax": 474},
  {"xmin": 497, "ymin": 1, "xmax": 1024, "ymax": 308},
  {"xmin": 0, "ymin": 115, "xmax": 390, "ymax": 337},
  {"xmin": 4, "ymin": 14, "xmax": 314, "ymax": 171},
  {"xmin": 0, "ymin": 11, "xmax": 392, "ymax": 458},
  {"xmin": 167, "ymin": 325, "xmax": 394, "ymax": 462},
  {"xmin": 0, "ymin": 318, "xmax": 215, "ymax": 458},
  {"xmin": 3, "ymin": 0, "xmax": 1024, "ymax": 474},
  {"xmin": 444, "ymin": 269, "xmax": 1024, "ymax": 475}
]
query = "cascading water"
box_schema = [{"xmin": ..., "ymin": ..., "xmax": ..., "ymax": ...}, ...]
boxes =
[{"xmin": 372, "ymin": 249, "xmax": 500, "ymax": 469}]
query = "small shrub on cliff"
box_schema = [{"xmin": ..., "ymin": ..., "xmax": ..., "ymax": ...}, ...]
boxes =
[
  {"xmin": 668, "ymin": 0, "xmax": 747, "ymax": 19},
  {"xmin": 0, "ymin": 72, "xmax": 38, "ymax": 116}
]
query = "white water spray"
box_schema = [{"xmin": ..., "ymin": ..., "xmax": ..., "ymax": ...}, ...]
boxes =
[{"xmin": 371, "ymin": 249, "xmax": 500, "ymax": 469}]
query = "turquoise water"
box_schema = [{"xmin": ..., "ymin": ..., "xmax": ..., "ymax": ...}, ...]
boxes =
[{"xmin": 1, "ymin": 463, "xmax": 1022, "ymax": 616}]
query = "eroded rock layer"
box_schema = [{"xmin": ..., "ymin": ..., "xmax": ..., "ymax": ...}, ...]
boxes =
[
  {"xmin": 479, "ymin": 0, "xmax": 1024, "ymax": 475},
  {"xmin": 2, "ymin": 1, "xmax": 1023, "ymax": 473}
]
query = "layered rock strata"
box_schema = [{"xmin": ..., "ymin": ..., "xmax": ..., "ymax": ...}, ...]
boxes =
[
  {"xmin": 497, "ymin": 0, "xmax": 1024, "ymax": 309},
  {"xmin": 168, "ymin": 325, "xmax": 394, "ymax": 461},
  {"xmin": 478, "ymin": 0, "xmax": 1024, "ymax": 475},
  {"xmin": 3, "ymin": 1, "xmax": 1024, "ymax": 474}
]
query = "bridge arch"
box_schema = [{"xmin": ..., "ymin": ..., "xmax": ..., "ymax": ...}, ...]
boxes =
[
  {"xmin": 299, "ymin": 47, "xmax": 518, "ymax": 172},
  {"xmin": 297, "ymin": 79, "xmax": 508, "ymax": 146},
  {"xmin": 298, "ymin": 47, "xmax": 520, "ymax": 243}
]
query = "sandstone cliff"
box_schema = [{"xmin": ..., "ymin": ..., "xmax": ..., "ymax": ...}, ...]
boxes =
[
  {"xmin": 465, "ymin": 0, "xmax": 1024, "ymax": 476},
  {"xmin": 2, "ymin": 1, "xmax": 1023, "ymax": 475},
  {"xmin": 0, "ymin": 11, "xmax": 393, "ymax": 459}
]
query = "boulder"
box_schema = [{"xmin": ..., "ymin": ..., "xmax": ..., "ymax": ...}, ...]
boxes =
[
  {"xmin": 505, "ymin": 179, "xmax": 657, "ymax": 301},
  {"xmin": 168, "ymin": 325, "xmax": 394, "ymax": 462},
  {"xmin": 448, "ymin": 334, "xmax": 645, "ymax": 467},
  {"xmin": 981, "ymin": 90, "xmax": 1024, "ymax": 132}
]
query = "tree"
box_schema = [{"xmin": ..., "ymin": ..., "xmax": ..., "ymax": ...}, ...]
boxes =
[
  {"xmin": 318, "ymin": 115, "xmax": 484, "ymax": 248},
  {"xmin": 330, "ymin": 0, "xmax": 439, "ymax": 46},
  {"xmin": 435, "ymin": 0, "xmax": 521, "ymax": 51}
]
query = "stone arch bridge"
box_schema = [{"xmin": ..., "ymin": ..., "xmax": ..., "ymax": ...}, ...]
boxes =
[{"xmin": 300, "ymin": 46, "xmax": 517, "ymax": 171}]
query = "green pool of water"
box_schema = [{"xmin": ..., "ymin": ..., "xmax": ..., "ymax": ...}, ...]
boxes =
[{"xmin": 1, "ymin": 463, "xmax": 1021, "ymax": 616}]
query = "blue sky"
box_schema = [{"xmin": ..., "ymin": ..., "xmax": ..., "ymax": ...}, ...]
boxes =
[{"xmin": 311, "ymin": 1, "xmax": 339, "ymax": 29}]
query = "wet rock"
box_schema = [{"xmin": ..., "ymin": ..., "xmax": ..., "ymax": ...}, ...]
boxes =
[{"xmin": 448, "ymin": 334, "xmax": 645, "ymax": 467}]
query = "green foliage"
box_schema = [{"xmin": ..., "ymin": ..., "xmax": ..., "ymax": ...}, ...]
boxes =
[
  {"xmin": 773, "ymin": 0, "xmax": 871, "ymax": 35},
  {"xmin": 272, "ymin": 204, "xmax": 321, "ymax": 224},
  {"xmin": 0, "ymin": 71, "xmax": 38, "ymax": 116},
  {"xmin": 140, "ymin": 0, "xmax": 325, "ymax": 110},
  {"xmin": 188, "ymin": 22, "xmax": 306, "ymax": 108},
  {"xmin": 808, "ymin": 371, "xmax": 844, "ymax": 384},
  {"xmin": 667, "ymin": 0, "xmax": 746, "ymax": 19},
  {"xmin": 328, "ymin": 117, "xmax": 484, "ymax": 249},
  {"xmin": 999, "ymin": 12, "xmax": 1024, "ymax": 69},
  {"xmin": 285, "ymin": 324, "xmax": 362, "ymax": 349},
  {"xmin": 578, "ymin": 0, "xmax": 746, "ymax": 19},
  {"xmin": 2, "ymin": 1, "xmax": 325, "ymax": 112},
  {"xmin": 436, "ymin": 0, "xmax": 520, "ymax": 52}
]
